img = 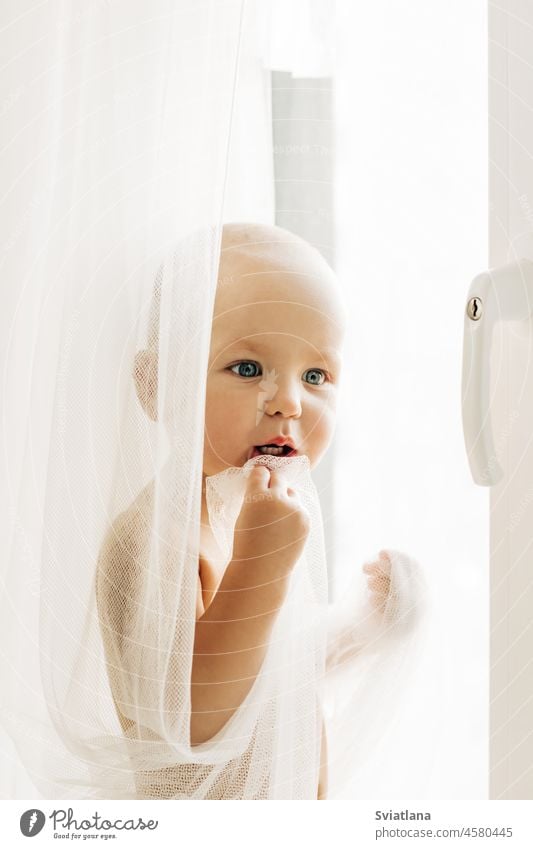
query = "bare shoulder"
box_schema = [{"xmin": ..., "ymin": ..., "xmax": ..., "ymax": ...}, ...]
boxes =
[
  {"xmin": 95, "ymin": 482, "xmax": 154, "ymax": 621},
  {"xmin": 96, "ymin": 479, "xmax": 203, "ymax": 620},
  {"xmin": 100, "ymin": 481, "xmax": 154, "ymax": 553}
]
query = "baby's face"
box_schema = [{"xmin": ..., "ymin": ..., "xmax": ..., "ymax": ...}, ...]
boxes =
[{"xmin": 203, "ymin": 250, "xmax": 346, "ymax": 476}]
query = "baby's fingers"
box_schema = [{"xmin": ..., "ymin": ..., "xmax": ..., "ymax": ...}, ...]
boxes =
[
  {"xmin": 363, "ymin": 551, "xmax": 391, "ymax": 576},
  {"xmin": 268, "ymin": 468, "xmax": 298, "ymax": 498},
  {"xmin": 244, "ymin": 464, "xmax": 271, "ymax": 492},
  {"xmin": 367, "ymin": 573, "xmax": 389, "ymax": 589}
]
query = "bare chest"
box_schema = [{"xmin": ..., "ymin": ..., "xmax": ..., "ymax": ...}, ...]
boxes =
[{"xmin": 198, "ymin": 526, "xmax": 229, "ymax": 613}]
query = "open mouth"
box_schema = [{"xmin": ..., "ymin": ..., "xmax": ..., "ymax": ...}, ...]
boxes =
[{"xmin": 250, "ymin": 444, "xmax": 298, "ymax": 459}]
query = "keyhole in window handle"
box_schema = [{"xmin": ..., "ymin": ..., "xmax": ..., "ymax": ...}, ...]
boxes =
[{"xmin": 467, "ymin": 296, "xmax": 483, "ymax": 320}]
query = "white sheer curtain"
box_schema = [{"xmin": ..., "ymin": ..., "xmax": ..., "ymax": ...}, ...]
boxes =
[
  {"xmin": 1, "ymin": 0, "xmax": 468, "ymax": 801},
  {"xmin": 0, "ymin": 0, "xmax": 354, "ymax": 801},
  {"xmin": 0, "ymin": 0, "xmax": 248, "ymax": 798}
]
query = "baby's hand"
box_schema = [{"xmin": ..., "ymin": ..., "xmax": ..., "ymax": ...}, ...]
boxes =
[
  {"xmin": 362, "ymin": 548, "xmax": 427, "ymax": 637},
  {"xmin": 325, "ymin": 549, "xmax": 426, "ymax": 672},
  {"xmin": 362, "ymin": 550, "xmax": 392, "ymax": 614},
  {"xmin": 232, "ymin": 464, "xmax": 310, "ymax": 579}
]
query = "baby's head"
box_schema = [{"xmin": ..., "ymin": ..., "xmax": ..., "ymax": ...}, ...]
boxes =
[
  {"xmin": 205, "ymin": 222, "xmax": 346, "ymax": 475},
  {"xmin": 135, "ymin": 222, "xmax": 347, "ymax": 474}
]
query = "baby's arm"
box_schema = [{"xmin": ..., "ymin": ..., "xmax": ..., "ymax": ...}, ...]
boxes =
[{"xmin": 190, "ymin": 464, "xmax": 310, "ymax": 746}]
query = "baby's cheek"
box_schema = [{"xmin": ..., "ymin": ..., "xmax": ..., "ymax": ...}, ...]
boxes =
[
  {"xmin": 204, "ymin": 388, "xmax": 229, "ymax": 446},
  {"xmin": 204, "ymin": 385, "xmax": 252, "ymax": 463},
  {"xmin": 305, "ymin": 404, "xmax": 336, "ymax": 460}
]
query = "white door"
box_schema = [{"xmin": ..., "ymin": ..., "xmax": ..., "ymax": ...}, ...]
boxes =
[{"xmin": 465, "ymin": 0, "xmax": 533, "ymax": 800}]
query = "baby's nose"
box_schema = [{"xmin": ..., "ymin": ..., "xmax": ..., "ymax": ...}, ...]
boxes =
[{"xmin": 262, "ymin": 378, "xmax": 302, "ymax": 418}]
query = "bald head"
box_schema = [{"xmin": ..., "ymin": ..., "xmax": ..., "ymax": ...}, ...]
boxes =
[
  {"xmin": 219, "ymin": 222, "xmax": 334, "ymax": 278},
  {"xmin": 215, "ymin": 222, "xmax": 346, "ymax": 329},
  {"xmin": 218, "ymin": 223, "xmax": 338, "ymax": 298},
  {"xmin": 146, "ymin": 222, "xmax": 347, "ymax": 352}
]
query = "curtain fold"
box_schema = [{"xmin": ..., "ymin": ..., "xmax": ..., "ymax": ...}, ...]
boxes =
[{"xmin": 1, "ymin": 0, "xmax": 251, "ymax": 799}]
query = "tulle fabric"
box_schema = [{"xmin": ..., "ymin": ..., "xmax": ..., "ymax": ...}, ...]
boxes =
[{"xmin": 0, "ymin": 0, "xmax": 428, "ymax": 799}]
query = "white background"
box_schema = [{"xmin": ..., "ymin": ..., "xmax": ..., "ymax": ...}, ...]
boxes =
[{"xmin": 332, "ymin": 0, "xmax": 489, "ymax": 797}]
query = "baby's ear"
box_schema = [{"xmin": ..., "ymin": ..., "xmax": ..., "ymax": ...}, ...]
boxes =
[{"xmin": 133, "ymin": 349, "xmax": 158, "ymax": 421}]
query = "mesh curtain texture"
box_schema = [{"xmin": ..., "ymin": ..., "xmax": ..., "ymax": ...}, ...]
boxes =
[{"xmin": 1, "ymin": 0, "xmax": 428, "ymax": 799}]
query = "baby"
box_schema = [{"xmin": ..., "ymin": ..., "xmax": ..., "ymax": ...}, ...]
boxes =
[{"xmin": 96, "ymin": 222, "xmax": 395, "ymax": 800}]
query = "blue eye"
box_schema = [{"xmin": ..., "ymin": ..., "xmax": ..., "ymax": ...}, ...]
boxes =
[
  {"xmin": 229, "ymin": 361, "xmax": 261, "ymax": 378},
  {"xmin": 303, "ymin": 368, "xmax": 328, "ymax": 386},
  {"xmin": 227, "ymin": 362, "xmax": 330, "ymax": 385}
]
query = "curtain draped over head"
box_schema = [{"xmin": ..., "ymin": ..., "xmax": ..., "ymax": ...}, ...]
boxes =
[{"xmin": 1, "ymin": 0, "xmax": 427, "ymax": 799}]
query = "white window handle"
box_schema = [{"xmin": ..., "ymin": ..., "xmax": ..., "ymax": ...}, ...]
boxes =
[{"xmin": 461, "ymin": 258, "xmax": 533, "ymax": 486}]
